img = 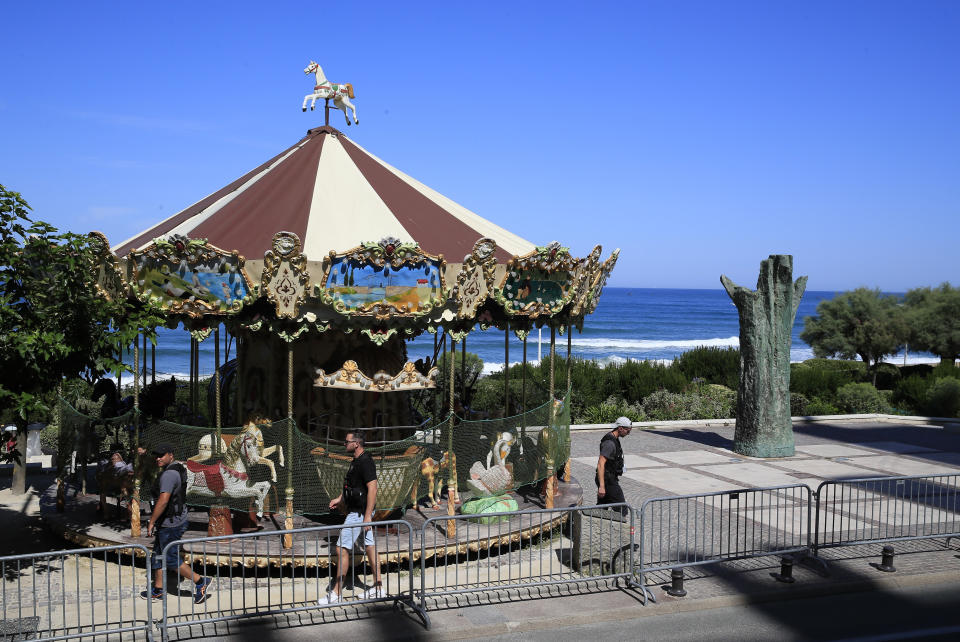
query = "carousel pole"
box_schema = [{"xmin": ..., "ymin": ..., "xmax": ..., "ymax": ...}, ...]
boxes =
[
  {"xmin": 188, "ymin": 337, "xmax": 195, "ymax": 420},
  {"xmin": 564, "ymin": 324, "xmax": 572, "ymax": 483},
  {"xmin": 521, "ymin": 334, "xmax": 527, "ymax": 444},
  {"xmin": 214, "ymin": 327, "xmax": 221, "ymax": 455},
  {"xmin": 545, "ymin": 325, "xmax": 556, "ymax": 509},
  {"xmin": 433, "ymin": 332, "xmax": 439, "ymax": 435},
  {"xmin": 142, "ymin": 334, "xmax": 147, "ymax": 386},
  {"xmin": 151, "ymin": 340, "xmax": 156, "ymax": 385},
  {"xmin": 131, "ymin": 334, "xmax": 142, "ymax": 537},
  {"xmin": 461, "ymin": 336, "xmax": 467, "ymax": 417},
  {"xmin": 56, "ymin": 380, "xmax": 64, "ymax": 512},
  {"xmin": 503, "ymin": 322, "xmax": 510, "ymax": 416},
  {"xmin": 446, "ymin": 336, "xmax": 457, "ymax": 538},
  {"xmin": 283, "ymin": 343, "xmax": 295, "ymax": 549}
]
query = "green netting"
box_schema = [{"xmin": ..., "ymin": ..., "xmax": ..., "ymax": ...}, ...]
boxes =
[{"xmin": 57, "ymin": 392, "xmax": 571, "ymax": 517}]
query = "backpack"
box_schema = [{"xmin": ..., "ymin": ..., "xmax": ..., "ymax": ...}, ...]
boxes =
[{"xmin": 152, "ymin": 462, "xmax": 188, "ymax": 522}]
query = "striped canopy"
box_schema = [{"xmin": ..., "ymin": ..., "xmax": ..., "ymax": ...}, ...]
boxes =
[{"xmin": 113, "ymin": 126, "xmax": 534, "ymax": 263}]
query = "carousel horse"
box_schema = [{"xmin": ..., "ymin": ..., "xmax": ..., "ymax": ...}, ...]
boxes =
[
  {"xmin": 302, "ymin": 61, "xmax": 358, "ymax": 125},
  {"xmin": 185, "ymin": 423, "xmax": 283, "ymax": 517},
  {"xmin": 139, "ymin": 377, "xmax": 177, "ymax": 419},
  {"xmin": 91, "ymin": 378, "xmax": 134, "ymax": 422},
  {"xmin": 467, "ymin": 432, "xmax": 515, "ymax": 497}
]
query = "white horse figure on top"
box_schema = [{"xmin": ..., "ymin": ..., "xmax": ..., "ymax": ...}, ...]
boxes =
[{"xmin": 302, "ymin": 61, "xmax": 358, "ymax": 126}]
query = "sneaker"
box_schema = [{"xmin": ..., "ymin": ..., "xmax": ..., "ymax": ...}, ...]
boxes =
[
  {"xmin": 317, "ymin": 591, "xmax": 342, "ymax": 606},
  {"xmin": 140, "ymin": 587, "xmax": 163, "ymax": 600},
  {"xmin": 361, "ymin": 585, "xmax": 384, "ymax": 600},
  {"xmin": 193, "ymin": 577, "xmax": 212, "ymax": 604}
]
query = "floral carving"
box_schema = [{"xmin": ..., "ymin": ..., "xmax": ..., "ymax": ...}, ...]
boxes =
[{"xmin": 262, "ymin": 232, "xmax": 309, "ymax": 319}]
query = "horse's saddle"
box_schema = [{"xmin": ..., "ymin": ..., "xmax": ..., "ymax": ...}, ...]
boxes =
[{"xmin": 185, "ymin": 460, "xmax": 248, "ymax": 496}]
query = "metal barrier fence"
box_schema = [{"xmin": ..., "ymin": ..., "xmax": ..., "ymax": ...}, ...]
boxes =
[
  {"xmin": 636, "ymin": 484, "xmax": 813, "ymax": 582},
  {"xmin": 160, "ymin": 519, "xmax": 428, "ymax": 640},
  {"xmin": 418, "ymin": 503, "xmax": 652, "ymax": 609},
  {"xmin": 0, "ymin": 544, "xmax": 153, "ymax": 641},
  {"xmin": 813, "ymin": 473, "xmax": 960, "ymax": 554}
]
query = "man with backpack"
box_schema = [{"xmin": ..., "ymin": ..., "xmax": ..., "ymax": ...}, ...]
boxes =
[
  {"xmin": 596, "ymin": 417, "xmax": 632, "ymax": 515},
  {"xmin": 142, "ymin": 442, "xmax": 212, "ymax": 603}
]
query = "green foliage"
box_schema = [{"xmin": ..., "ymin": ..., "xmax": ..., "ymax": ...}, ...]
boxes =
[
  {"xmin": 790, "ymin": 393, "xmax": 809, "ymax": 416},
  {"xmin": 923, "ymin": 378, "xmax": 960, "ymax": 418},
  {"xmin": 800, "ymin": 288, "xmax": 909, "ymax": 381},
  {"xmin": 0, "ymin": 185, "xmax": 164, "ymax": 435},
  {"xmin": 435, "ymin": 350, "xmax": 487, "ymax": 411},
  {"xmin": 790, "ymin": 359, "xmax": 861, "ymax": 400},
  {"xmin": 582, "ymin": 395, "xmax": 645, "ymax": 424},
  {"xmin": 892, "ymin": 375, "xmax": 933, "ymax": 414},
  {"xmin": 805, "ymin": 397, "xmax": 839, "ymax": 415},
  {"xmin": 834, "ymin": 382, "xmax": 890, "ymax": 414},
  {"xmin": 873, "ymin": 363, "xmax": 901, "ymax": 390},
  {"xmin": 673, "ymin": 346, "xmax": 740, "ymax": 390},
  {"xmin": 904, "ymin": 284, "xmax": 960, "ymax": 363},
  {"xmin": 640, "ymin": 385, "xmax": 736, "ymax": 421}
]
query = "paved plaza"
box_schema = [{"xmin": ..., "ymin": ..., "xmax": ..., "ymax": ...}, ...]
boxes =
[{"xmin": 571, "ymin": 418, "xmax": 960, "ymax": 509}]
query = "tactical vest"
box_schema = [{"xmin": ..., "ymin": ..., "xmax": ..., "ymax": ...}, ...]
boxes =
[
  {"xmin": 599, "ymin": 431, "xmax": 624, "ymax": 481},
  {"xmin": 151, "ymin": 461, "xmax": 187, "ymax": 523}
]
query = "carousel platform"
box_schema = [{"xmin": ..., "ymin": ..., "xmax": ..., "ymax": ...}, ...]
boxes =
[{"xmin": 40, "ymin": 478, "xmax": 583, "ymax": 569}]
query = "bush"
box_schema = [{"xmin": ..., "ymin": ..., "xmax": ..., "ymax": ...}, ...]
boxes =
[
  {"xmin": 891, "ymin": 375, "xmax": 932, "ymax": 415},
  {"xmin": 579, "ymin": 395, "xmax": 645, "ymax": 424},
  {"xmin": 806, "ymin": 397, "xmax": 839, "ymax": 416},
  {"xmin": 923, "ymin": 377, "xmax": 960, "ymax": 418},
  {"xmin": 834, "ymin": 382, "xmax": 889, "ymax": 414},
  {"xmin": 639, "ymin": 387, "xmax": 735, "ymax": 421},
  {"xmin": 790, "ymin": 360, "xmax": 861, "ymax": 400},
  {"xmin": 674, "ymin": 347, "xmax": 740, "ymax": 389},
  {"xmin": 873, "ymin": 363, "xmax": 901, "ymax": 390},
  {"xmin": 790, "ymin": 393, "xmax": 809, "ymax": 416}
]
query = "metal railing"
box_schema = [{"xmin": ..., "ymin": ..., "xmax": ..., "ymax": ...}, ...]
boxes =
[
  {"xmin": 0, "ymin": 544, "xmax": 153, "ymax": 641},
  {"xmin": 813, "ymin": 473, "xmax": 960, "ymax": 553},
  {"xmin": 418, "ymin": 503, "xmax": 651, "ymax": 609},
  {"xmin": 159, "ymin": 518, "xmax": 428, "ymax": 639},
  {"xmin": 636, "ymin": 484, "xmax": 813, "ymax": 582}
]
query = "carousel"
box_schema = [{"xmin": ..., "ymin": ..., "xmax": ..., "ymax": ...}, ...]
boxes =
[{"xmin": 44, "ymin": 64, "xmax": 619, "ymax": 566}]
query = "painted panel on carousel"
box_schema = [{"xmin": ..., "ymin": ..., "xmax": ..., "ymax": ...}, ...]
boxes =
[
  {"xmin": 130, "ymin": 235, "xmax": 253, "ymax": 317},
  {"xmin": 496, "ymin": 242, "xmax": 579, "ymax": 318},
  {"xmin": 319, "ymin": 238, "xmax": 446, "ymax": 317}
]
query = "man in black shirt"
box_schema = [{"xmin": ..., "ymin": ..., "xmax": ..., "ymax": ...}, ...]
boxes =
[
  {"xmin": 317, "ymin": 431, "xmax": 381, "ymax": 605},
  {"xmin": 597, "ymin": 416, "xmax": 632, "ymax": 514}
]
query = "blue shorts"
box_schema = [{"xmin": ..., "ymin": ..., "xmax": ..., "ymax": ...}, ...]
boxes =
[
  {"xmin": 336, "ymin": 512, "xmax": 375, "ymax": 550},
  {"xmin": 151, "ymin": 522, "xmax": 188, "ymax": 570}
]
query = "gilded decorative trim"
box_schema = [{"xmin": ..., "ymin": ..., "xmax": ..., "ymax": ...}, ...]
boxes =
[
  {"xmin": 452, "ymin": 238, "xmax": 498, "ymax": 319},
  {"xmin": 261, "ymin": 232, "xmax": 310, "ymax": 319},
  {"xmin": 88, "ymin": 231, "xmax": 125, "ymax": 301},
  {"xmin": 360, "ymin": 327, "xmax": 398, "ymax": 345},
  {"xmin": 584, "ymin": 249, "xmax": 620, "ymax": 315},
  {"xmin": 315, "ymin": 360, "xmax": 439, "ymax": 391},
  {"xmin": 569, "ymin": 245, "xmax": 603, "ymax": 317}
]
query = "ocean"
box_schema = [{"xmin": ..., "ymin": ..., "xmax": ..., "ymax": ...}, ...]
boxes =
[{"xmin": 125, "ymin": 288, "xmax": 936, "ymax": 379}]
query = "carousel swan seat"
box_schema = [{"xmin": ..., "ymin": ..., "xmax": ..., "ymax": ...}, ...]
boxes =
[{"xmin": 311, "ymin": 444, "xmax": 425, "ymax": 512}]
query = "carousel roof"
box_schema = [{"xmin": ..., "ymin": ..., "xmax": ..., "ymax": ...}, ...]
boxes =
[{"xmin": 112, "ymin": 126, "xmax": 533, "ymax": 263}]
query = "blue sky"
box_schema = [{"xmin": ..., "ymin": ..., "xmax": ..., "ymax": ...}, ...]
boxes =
[{"xmin": 2, "ymin": 1, "xmax": 958, "ymax": 291}]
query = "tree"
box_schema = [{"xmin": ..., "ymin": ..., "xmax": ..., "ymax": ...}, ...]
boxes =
[
  {"xmin": 0, "ymin": 185, "xmax": 162, "ymax": 494},
  {"xmin": 904, "ymin": 283, "xmax": 960, "ymax": 365},
  {"xmin": 435, "ymin": 349, "xmax": 485, "ymax": 414},
  {"xmin": 800, "ymin": 288, "xmax": 909, "ymax": 385}
]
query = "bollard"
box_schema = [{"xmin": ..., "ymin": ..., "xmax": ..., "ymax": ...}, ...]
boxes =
[
  {"xmin": 665, "ymin": 568, "xmax": 687, "ymax": 597},
  {"xmin": 877, "ymin": 545, "xmax": 896, "ymax": 572},
  {"xmin": 773, "ymin": 555, "xmax": 796, "ymax": 583}
]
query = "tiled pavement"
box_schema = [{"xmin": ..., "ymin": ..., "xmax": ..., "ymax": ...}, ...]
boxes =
[{"xmin": 569, "ymin": 419, "xmax": 960, "ymax": 597}]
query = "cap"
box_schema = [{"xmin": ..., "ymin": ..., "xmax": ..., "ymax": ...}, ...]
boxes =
[
  {"xmin": 152, "ymin": 442, "xmax": 176, "ymax": 456},
  {"xmin": 614, "ymin": 417, "xmax": 632, "ymax": 429}
]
